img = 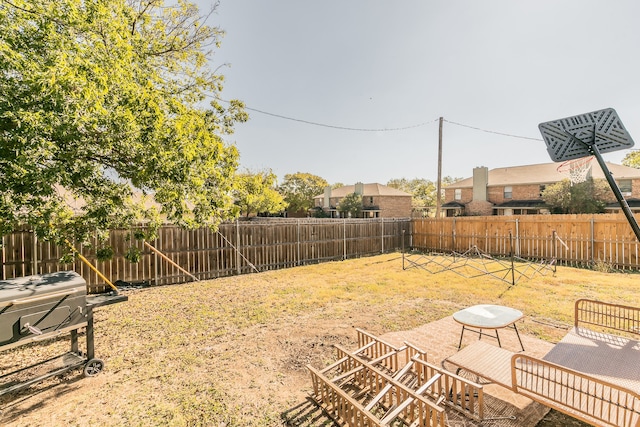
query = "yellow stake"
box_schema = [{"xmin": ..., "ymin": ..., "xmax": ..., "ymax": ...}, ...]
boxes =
[{"xmin": 65, "ymin": 240, "xmax": 118, "ymax": 292}]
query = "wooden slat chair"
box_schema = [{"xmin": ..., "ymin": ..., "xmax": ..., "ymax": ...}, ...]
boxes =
[
  {"xmin": 355, "ymin": 328, "xmax": 412, "ymax": 373},
  {"xmin": 310, "ymin": 329, "xmax": 489, "ymax": 426},
  {"xmin": 409, "ymin": 355, "xmax": 485, "ymax": 421},
  {"xmin": 330, "ymin": 348, "xmax": 447, "ymax": 427}
]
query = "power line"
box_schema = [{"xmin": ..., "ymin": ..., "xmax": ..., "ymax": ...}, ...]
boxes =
[
  {"xmin": 240, "ymin": 104, "xmax": 439, "ymax": 132},
  {"xmin": 443, "ymin": 119, "xmax": 543, "ymax": 141},
  {"xmin": 212, "ymin": 97, "xmax": 438, "ymax": 131},
  {"xmin": 214, "ymin": 96, "xmax": 542, "ymax": 140}
]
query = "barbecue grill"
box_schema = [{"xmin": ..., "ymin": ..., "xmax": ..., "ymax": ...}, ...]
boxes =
[{"xmin": 0, "ymin": 271, "xmax": 127, "ymax": 396}]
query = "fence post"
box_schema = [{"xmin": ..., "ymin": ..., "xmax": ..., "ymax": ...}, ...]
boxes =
[
  {"xmin": 154, "ymin": 234, "xmax": 159, "ymax": 286},
  {"xmin": 1, "ymin": 234, "xmax": 4, "ymax": 279},
  {"xmin": 297, "ymin": 219, "xmax": 301, "ymax": 266},
  {"xmin": 381, "ymin": 218, "xmax": 384, "ymax": 254},
  {"xmin": 32, "ymin": 232, "xmax": 38, "ymax": 275},
  {"xmin": 452, "ymin": 217, "xmax": 457, "ymax": 252},
  {"xmin": 343, "ymin": 219, "xmax": 347, "ymax": 260},
  {"xmin": 515, "ymin": 218, "xmax": 520, "ymax": 257},
  {"xmin": 590, "ymin": 217, "xmax": 595, "ymax": 265},
  {"xmin": 236, "ymin": 219, "xmax": 241, "ymax": 275}
]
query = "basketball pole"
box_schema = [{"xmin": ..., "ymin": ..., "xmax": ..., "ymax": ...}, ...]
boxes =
[{"xmin": 567, "ymin": 130, "xmax": 640, "ymax": 242}]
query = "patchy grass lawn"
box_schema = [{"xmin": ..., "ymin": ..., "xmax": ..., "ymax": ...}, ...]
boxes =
[{"xmin": 0, "ymin": 253, "xmax": 636, "ymax": 426}]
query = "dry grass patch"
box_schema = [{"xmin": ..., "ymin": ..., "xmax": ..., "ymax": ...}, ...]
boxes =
[{"xmin": 0, "ymin": 253, "xmax": 637, "ymax": 426}]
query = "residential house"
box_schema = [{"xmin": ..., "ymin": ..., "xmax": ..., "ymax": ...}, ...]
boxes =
[
  {"xmin": 313, "ymin": 182, "xmax": 412, "ymax": 218},
  {"xmin": 443, "ymin": 161, "xmax": 640, "ymax": 216}
]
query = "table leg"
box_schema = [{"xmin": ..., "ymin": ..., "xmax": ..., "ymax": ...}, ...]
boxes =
[
  {"xmin": 513, "ymin": 323, "xmax": 524, "ymax": 352},
  {"xmin": 457, "ymin": 326, "xmax": 466, "ymax": 350}
]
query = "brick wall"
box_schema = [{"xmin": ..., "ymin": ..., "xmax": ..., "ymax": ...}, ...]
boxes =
[
  {"xmin": 315, "ymin": 195, "xmax": 412, "ymax": 218},
  {"xmin": 444, "ymin": 188, "xmax": 473, "ymax": 204},
  {"xmin": 466, "ymin": 200, "xmax": 493, "ymax": 216},
  {"xmin": 443, "ymin": 178, "xmax": 640, "ymax": 213},
  {"xmin": 377, "ymin": 196, "xmax": 412, "ymax": 217}
]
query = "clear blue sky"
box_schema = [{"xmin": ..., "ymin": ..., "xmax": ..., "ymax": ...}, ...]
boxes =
[{"xmin": 197, "ymin": 0, "xmax": 640, "ymax": 185}]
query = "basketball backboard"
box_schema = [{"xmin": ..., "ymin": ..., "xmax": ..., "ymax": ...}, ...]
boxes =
[{"xmin": 538, "ymin": 108, "xmax": 634, "ymax": 162}]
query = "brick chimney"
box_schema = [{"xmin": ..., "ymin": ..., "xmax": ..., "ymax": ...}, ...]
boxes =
[
  {"xmin": 323, "ymin": 186, "xmax": 331, "ymax": 208},
  {"xmin": 472, "ymin": 167, "xmax": 488, "ymax": 201},
  {"xmin": 467, "ymin": 166, "xmax": 493, "ymax": 215}
]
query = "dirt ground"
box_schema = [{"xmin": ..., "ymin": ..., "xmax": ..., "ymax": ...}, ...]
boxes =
[{"xmin": 0, "ymin": 255, "xmax": 596, "ymax": 426}]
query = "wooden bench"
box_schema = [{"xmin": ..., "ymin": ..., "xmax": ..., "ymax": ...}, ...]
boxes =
[
  {"xmin": 308, "ymin": 329, "xmax": 486, "ymax": 426},
  {"xmin": 444, "ymin": 299, "xmax": 640, "ymax": 427}
]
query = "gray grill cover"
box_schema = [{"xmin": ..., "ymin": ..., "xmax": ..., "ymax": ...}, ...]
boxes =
[{"xmin": 0, "ymin": 271, "xmax": 87, "ymax": 347}]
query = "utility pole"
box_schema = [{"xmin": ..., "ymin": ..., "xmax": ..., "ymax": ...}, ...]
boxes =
[{"xmin": 435, "ymin": 117, "xmax": 443, "ymax": 218}]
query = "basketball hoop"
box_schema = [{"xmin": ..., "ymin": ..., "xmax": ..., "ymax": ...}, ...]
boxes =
[{"xmin": 556, "ymin": 156, "xmax": 594, "ymax": 184}]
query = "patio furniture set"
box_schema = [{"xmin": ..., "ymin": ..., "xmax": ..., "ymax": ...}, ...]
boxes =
[{"xmin": 309, "ymin": 300, "xmax": 640, "ymax": 426}]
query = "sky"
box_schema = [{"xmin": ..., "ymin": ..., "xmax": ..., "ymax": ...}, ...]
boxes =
[{"xmin": 196, "ymin": 0, "xmax": 640, "ymax": 186}]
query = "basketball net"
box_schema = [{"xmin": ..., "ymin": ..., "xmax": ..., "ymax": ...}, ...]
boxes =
[{"xmin": 556, "ymin": 156, "xmax": 594, "ymax": 184}]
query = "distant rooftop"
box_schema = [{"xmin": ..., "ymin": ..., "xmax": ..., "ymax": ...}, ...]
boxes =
[
  {"xmin": 447, "ymin": 162, "xmax": 640, "ymax": 188},
  {"xmin": 314, "ymin": 183, "xmax": 411, "ymax": 199}
]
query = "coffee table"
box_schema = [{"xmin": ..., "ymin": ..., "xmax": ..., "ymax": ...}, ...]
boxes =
[{"xmin": 453, "ymin": 304, "xmax": 524, "ymax": 351}]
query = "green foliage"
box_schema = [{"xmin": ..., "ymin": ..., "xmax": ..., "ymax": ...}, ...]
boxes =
[
  {"xmin": 124, "ymin": 246, "xmax": 142, "ymax": 263},
  {"xmin": 96, "ymin": 246, "xmax": 114, "ymax": 262},
  {"xmin": 337, "ymin": 193, "xmax": 362, "ymax": 217},
  {"xmin": 310, "ymin": 206, "xmax": 330, "ymax": 218},
  {"xmin": 387, "ymin": 178, "xmax": 437, "ymax": 208},
  {"xmin": 622, "ymin": 151, "xmax": 640, "ymax": 168},
  {"xmin": 0, "ymin": 0, "xmax": 246, "ymax": 245},
  {"xmin": 279, "ymin": 172, "xmax": 328, "ymax": 213},
  {"xmin": 542, "ymin": 178, "xmax": 609, "ymax": 214},
  {"xmin": 387, "ymin": 176, "xmax": 462, "ymax": 208},
  {"xmin": 233, "ymin": 170, "xmax": 287, "ymax": 217}
]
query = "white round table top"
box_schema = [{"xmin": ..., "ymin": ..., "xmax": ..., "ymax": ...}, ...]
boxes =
[{"xmin": 453, "ymin": 304, "xmax": 523, "ymax": 329}]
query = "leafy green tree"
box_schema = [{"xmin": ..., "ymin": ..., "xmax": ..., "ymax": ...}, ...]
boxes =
[
  {"xmin": 0, "ymin": 0, "xmax": 246, "ymax": 245},
  {"xmin": 279, "ymin": 172, "xmax": 328, "ymax": 213},
  {"xmin": 542, "ymin": 178, "xmax": 610, "ymax": 214},
  {"xmin": 622, "ymin": 151, "xmax": 640, "ymax": 168},
  {"xmin": 337, "ymin": 193, "xmax": 362, "ymax": 218},
  {"xmin": 233, "ymin": 170, "xmax": 287, "ymax": 218},
  {"xmin": 387, "ymin": 178, "xmax": 437, "ymax": 208}
]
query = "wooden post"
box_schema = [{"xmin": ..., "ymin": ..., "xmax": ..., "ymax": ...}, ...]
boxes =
[
  {"xmin": 436, "ymin": 117, "xmax": 443, "ymax": 218},
  {"xmin": 381, "ymin": 218, "xmax": 384, "ymax": 254},
  {"xmin": 343, "ymin": 219, "xmax": 347, "ymax": 260},
  {"xmin": 236, "ymin": 219, "xmax": 241, "ymax": 275},
  {"xmin": 1, "ymin": 234, "xmax": 5, "ymax": 280},
  {"xmin": 515, "ymin": 218, "xmax": 520, "ymax": 257},
  {"xmin": 296, "ymin": 219, "xmax": 301, "ymax": 266},
  {"xmin": 590, "ymin": 217, "xmax": 595, "ymax": 265},
  {"xmin": 154, "ymin": 235, "xmax": 159, "ymax": 286},
  {"xmin": 32, "ymin": 232, "xmax": 38, "ymax": 275}
]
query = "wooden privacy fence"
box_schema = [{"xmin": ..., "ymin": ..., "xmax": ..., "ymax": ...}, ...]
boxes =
[
  {"xmin": 3, "ymin": 213, "xmax": 640, "ymax": 293},
  {"xmin": 412, "ymin": 213, "xmax": 640, "ymax": 270},
  {"xmin": 0, "ymin": 218, "xmax": 411, "ymax": 293}
]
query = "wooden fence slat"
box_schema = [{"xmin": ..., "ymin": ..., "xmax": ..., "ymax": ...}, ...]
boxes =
[{"xmin": 3, "ymin": 214, "xmax": 640, "ymax": 292}]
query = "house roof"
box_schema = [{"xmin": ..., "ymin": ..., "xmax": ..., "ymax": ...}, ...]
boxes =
[
  {"xmin": 441, "ymin": 201, "xmax": 465, "ymax": 209},
  {"xmin": 447, "ymin": 162, "xmax": 640, "ymax": 188},
  {"xmin": 313, "ymin": 183, "xmax": 411, "ymax": 199},
  {"xmin": 606, "ymin": 199, "xmax": 640, "ymax": 208}
]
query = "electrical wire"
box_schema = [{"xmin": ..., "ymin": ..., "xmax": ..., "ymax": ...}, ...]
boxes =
[
  {"xmin": 214, "ymin": 97, "xmax": 542, "ymax": 140},
  {"xmin": 213, "ymin": 97, "xmax": 439, "ymax": 132},
  {"xmin": 240, "ymin": 104, "xmax": 439, "ymax": 132},
  {"xmin": 443, "ymin": 119, "xmax": 543, "ymax": 141}
]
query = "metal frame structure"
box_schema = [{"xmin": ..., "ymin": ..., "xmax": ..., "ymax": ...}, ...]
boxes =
[{"xmin": 401, "ymin": 233, "xmax": 556, "ymax": 287}]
